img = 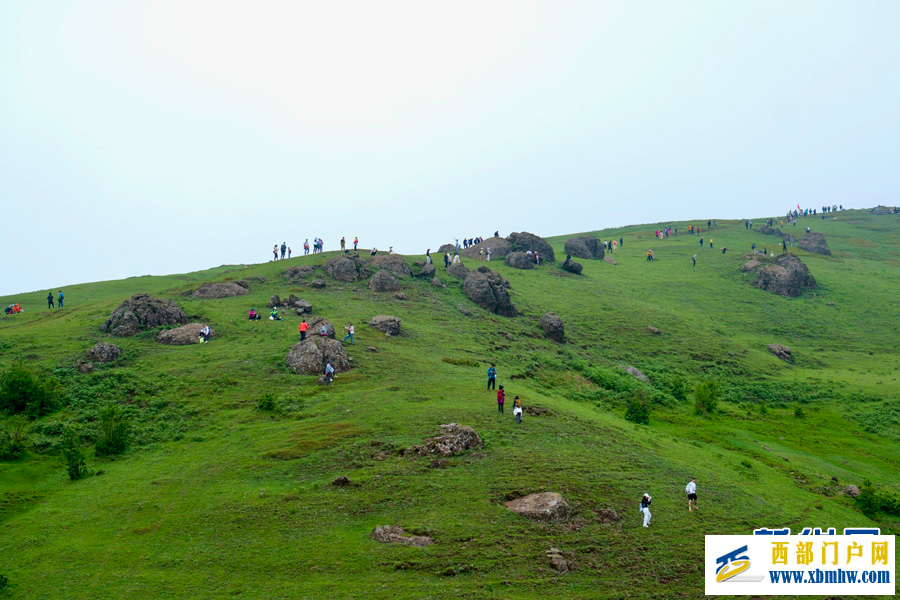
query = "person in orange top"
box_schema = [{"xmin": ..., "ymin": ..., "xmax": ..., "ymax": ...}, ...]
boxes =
[{"xmin": 298, "ymin": 319, "xmax": 310, "ymax": 341}]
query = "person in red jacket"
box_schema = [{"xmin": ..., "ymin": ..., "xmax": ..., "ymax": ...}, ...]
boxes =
[
  {"xmin": 497, "ymin": 386, "xmax": 505, "ymax": 414},
  {"xmin": 298, "ymin": 319, "xmax": 310, "ymax": 341}
]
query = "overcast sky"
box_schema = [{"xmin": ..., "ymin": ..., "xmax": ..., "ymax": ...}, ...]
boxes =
[{"xmin": 1, "ymin": 1, "xmax": 898, "ymax": 295}]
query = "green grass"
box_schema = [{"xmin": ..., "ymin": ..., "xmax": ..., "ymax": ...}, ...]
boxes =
[{"xmin": 0, "ymin": 209, "xmax": 898, "ymax": 598}]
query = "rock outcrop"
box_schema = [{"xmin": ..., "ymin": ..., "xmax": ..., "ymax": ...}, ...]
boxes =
[
  {"xmin": 267, "ymin": 295, "xmax": 282, "ymax": 309},
  {"xmin": 285, "ymin": 337, "xmax": 350, "ymax": 375},
  {"xmin": 371, "ymin": 255, "xmax": 412, "ymax": 278},
  {"xmin": 417, "ymin": 262, "xmax": 436, "ymax": 279},
  {"xmin": 371, "ymin": 525, "xmax": 433, "ymax": 547},
  {"xmin": 306, "ymin": 317, "xmax": 335, "ymax": 339},
  {"xmin": 505, "ymin": 492, "xmax": 569, "ymax": 522},
  {"xmin": 101, "ymin": 294, "xmax": 189, "ymax": 337},
  {"xmin": 561, "ymin": 258, "xmax": 583, "ymax": 275},
  {"xmin": 403, "ymin": 424, "xmax": 483, "ymax": 457},
  {"xmin": 799, "ymin": 232, "xmax": 832, "ymax": 256},
  {"xmin": 462, "ymin": 237, "xmax": 511, "ymax": 259},
  {"xmin": 192, "ymin": 282, "xmax": 249, "ymax": 299},
  {"xmin": 504, "ymin": 252, "xmax": 534, "ymax": 270},
  {"xmin": 431, "ymin": 277, "xmax": 445, "ymax": 288},
  {"xmin": 623, "ymin": 365, "xmax": 649, "ymax": 382},
  {"xmin": 507, "ymin": 232, "xmax": 555, "ymax": 262},
  {"xmin": 463, "ymin": 268, "xmax": 516, "ymax": 317},
  {"xmin": 157, "ymin": 323, "xmax": 216, "ymax": 345},
  {"xmin": 85, "ymin": 343, "xmax": 120, "ymax": 364},
  {"xmin": 564, "ymin": 236, "xmax": 605, "ymax": 259},
  {"xmin": 767, "ymin": 344, "xmax": 792, "ymax": 361},
  {"xmin": 437, "ymin": 243, "xmax": 455, "ymax": 254},
  {"xmin": 369, "ymin": 315, "xmax": 401, "ymax": 336},
  {"xmin": 745, "ymin": 254, "xmax": 817, "ymax": 297},
  {"xmin": 446, "ymin": 262, "xmax": 470, "ymax": 279},
  {"xmin": 540, "ymin": 313, "xmax": 565, "ymax": 342},
  {"xmin": 368, "ymin": 270, "xmax": 401, "ymax": 292},
  {"xmin": 324, "ymin": 255, "xmax": 371, "ymax": 282},
  {"xmin": 283, "ymin": 265, "xmax": 315, "ymax": 281}
]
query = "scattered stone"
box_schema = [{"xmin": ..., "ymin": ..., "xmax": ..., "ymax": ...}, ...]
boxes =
[
  {"xmin": 564, "ymin": 236, "xmax": 605, "ymax": 259},
  {"xmin": 366, "ymin": 346, "xmax": 379, "ymax": 353},
  {"xmin": 394, "ymin": 293, "xmax": 408, "ymax": 301},
  {"xmin": 404, "ymin": 423, "xmax": 483, "ymax": 457},
  {"xmin": 507, "ymin": 232, "xmax": 555, "ymax": 261},
  {"xmin": 767, "ymin": 344, "xmax": 792, "ymax": 361},
  {"xmin": 431, "ymin": 276, "xmax": 445, "ymax": 288},
  {"xmin": 293, "ymin": 299, "xmax": 313, "ymax": 315},
  {"xmin": 371, "ymin": 525, "xmax": 433, "ymax": 547},
  {"xmin": 369, "ymin": 315, "xmax": 401, "ymax": 336},
  {"xmin": 546, "ymin": 548, "xmax": 570, "ymax": 573},
  {"xmin": 504, "ymin": 252, "xmax": 534, "ymax": 270},
  {"xmin": 192, "ymin": 282, "xmax": 249, "ymax": 299},
  {"xmin": 745, "ymin": 253, "xmax": 817, "ymax": 297},
  {"xmin": 243, "ymin": 275, "xmax": 267, "ymax": 284},
  {"xmin": 332, "ymin": 476, "xmax": 351, "ymax": 486},
  {"xmin": 799, "ymin": 232, "xmax": 832, "ymax": 256},
  {"xmin": 446, "ymin": 262, "xmax": 470, "ymax": 279},
  {"xmin": 603, "ymin": 256, "xmax": 617, "ymax": 266},
  {"xmin": 826, "ymin": 302, "xmax": 835, "ymax": 306},
  {"xmin": 844, "ymin": 485, "xmax": 861, "ymax": 498},
  {"xmin": 310, "ymin": 278, "xmax": 327, "ymax": 289},
  {"xmin": 540, "ymin": 312, "xmax": 565, "ymax": 343},
  {"xmin": 418, "ymin": 262, "xmax": 436, "ymax": 279},
  {"xmin": 85, "ymin": 342, "xmax": 120, "ymax": 364},
  {"xmin": 77, "ymin": 361, "xmax": 94, "ymax": 374},
  {"xmin": 739, "ymin": 259, "xmax": 761, "ymax": 272},
  {"xmin": 284, "ymin": 265, "xmax": 315, "ymax": 281},
  {"xmin": 324, "ymin": 255, "xmax": 371, "ymax": 282},
  {"xmin": 429, "ymin": 459, "xmax": 449, "ymax": 469},
  {"xmin": 504, "ymin": 492, "xmax": 569, "ymax": 522},
  {"xmin": 622, "ymin": 365, "xmax": 649, "ymax": 382},
  {"xmin": 561, "ymin": 258, "xmax": 583, "ymax": 275},
  {"xmin": 101, "ymin": 294, "xmax": 189, "ymax": 337},
  {"xmin": 157, "ymin": 323, "xmax": 216, "ymax": 345},
  {"xmin": 371, "ymin": 255, "xmax": 412, "ymax": 278},
  {"xmin": 306, "ymin": 317, "xmax": 335, "ymax": 339},
  {"xmin": 594, "ymin": 508, "xmax": 621, "ymax": 524},
  {"xmin": 285, "ymin": 336, "xmax": 350, "ymax": 375},
  {"xmin": 524, "ymin": 405, "xmax": 548, "ymax": 417},
  {"xmin": 463, "ymin": 268, "xmax": 516, "ymax": 317},
  {"xmin": 368, "ymin": 270, "xmax": 401, "ymax": 292},
  {"xmin": 267, "ymin": 295, "xmax": 281, "ymax": 308},
  {"xmin": 462, "ymin": 237, "xmax": 512, "ymax": 259},
  {"xmin": 647, "ymin": 326, "xmax": 661, "ymax": 335}
]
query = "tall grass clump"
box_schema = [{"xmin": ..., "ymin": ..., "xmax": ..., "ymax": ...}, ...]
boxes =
[
  {"xmin": 0, "ymin": 363, "xmax": 60, "ymax": 418},
  {"xmin": 694, "ymin": 381, "xmax": 720, "ymax": 415}
]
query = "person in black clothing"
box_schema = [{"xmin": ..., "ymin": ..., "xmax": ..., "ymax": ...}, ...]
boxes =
[
  {"xmin": 640, "ymin": 493, "xmax": 652, "ymax": 527},
  {"xmin": 47, "ymin": 292, "xmax": 55, "ymax": 309},
  {"xmin": 280, "ymin": 242, "xmax": 287, "ymax": 260}
]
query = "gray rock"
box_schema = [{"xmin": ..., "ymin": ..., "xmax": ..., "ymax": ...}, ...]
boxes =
[
  {"xmin": 324, "ymin": 255, "xmax": 371, "ymax": 282},
  {"xmin": 748, "ymin": 254, "xmax": 817, "ymax": 297},
  {"xmin": 267, "ymin": 295, "xmax": 281, "ymax": 308},
  {"xmin": 446, "ymin": 261, "xmax": 470, "ymax": 279},
  {"xmin": 463, "ymin": 268, "xmax": 516, "ymax": 317},
  {"xmin": 507, "ymin": 231, "xmax": 555, "ymax": 261},
  {"xmin": 369, "ymin": 315, "xmax": 401, "ymax": 336},
  {"xmin": 504, "ymin": 251, "xmax": 534, "ymax": 270},
  {"xmin": 101, "ymin": 294, "xmax": 188, "ymax": 337},
  {"xmin": 371, "ymin": 255, "xmax": 412, "ymax": 278},
  {"xmin": 437, "ymin": 243, "xmax": 455, "ymax": 254},
  {"xmin": 540, "ymin": 312, "xmax": 565, "ymax": 342},
  {"xmin": 285, "ymin": 336, "xmax": 350, "ymax": 375},
  {"xmin": 431, "ymin": 277, "xmax": 445, "ymax": 288},
  {"xmin": 307, "ymin": 316, "xmax": 335, "ymax": 339},
  {"xmin": 405, "ymin": 423, "xmax": 483, "ymax": 457},
  {"xmin": 505, "ymin": 492, "xmax": 569, "ymax": 522},
  {"xmin": 85, "ymin": 342, "xmax": 120, "ymax": 364},
  {"xmin": 799, "ymin": 232, "xmax": 832, "ymax": 256},
  {"xmin": 371, "ymin": 525, "xmax": 433, "ymax": 547},
  {"xmin": 310, "ymin": 278, "xmax": 327, "ymax": 289},
  {"xmin": 603, "ymin": 256, "xmax": 617, "ymax": 266},
  {"xmin": 283, "ymin": 265, "xmax": 315, "ymax": 281},
  {"xmin": 844, "ymin": 484, "xmax": 861, "ymax": 498},
  {"xmin": 561, "ymin": 258, "xmax": 583, "ymax": 275},
  {"xmin": 417, "ymin": 262, "xmax": 436, "ymax": 278},
  {"xmin": 564, "ymin": 236, "xmax": 605, "ymax": 259},
  {"xmin": 462, "ymin": 237, "xmax": 511, "ymax": 259},
  {"xmin": 647, "ymin": 326, "xmax": 661, "ymax": 335},
  {"xmin": 157, "ymin": 323, "xmax": 216, "ymax": 345},
  {"xmin": 368, "ymin": 270, "xmax": 401, "ymax": 292},
  {"xmin": 623, "ymin": 365, "xmax": 649, "ymax": 382},
  {"xmin": 192, "ymin": 282, "xmax": 249, "ymax": 299},
  {"xmin": 293, "ymin": 299, "xmax": 313, "ymax": 315},
  {"xmin": 767, "ymin": 344, "xmax": 792, "ymax": 361}
]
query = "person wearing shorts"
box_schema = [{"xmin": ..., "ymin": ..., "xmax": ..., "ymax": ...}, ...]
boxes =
[{"xmin": 686, "ymin": 478, "xmax": 698, "ymax": 511}]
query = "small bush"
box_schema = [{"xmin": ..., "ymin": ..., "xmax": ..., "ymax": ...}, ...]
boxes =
[
  {"xmin": 60, "ymin": 426, "xmax": 87, "ymax": 481},
  {"xmin": 0, "ymin": 364, "xmax": 60, "ymax": 418},
  {"xmin": 0, "ymin": 416, "xmax": 30, "ymax": 460},
  {"xmin": 740, "ymin": 459, "xmax": 752, "ymax": 469},
  {"xmin": 257, "ymin": 393, "xmax": 277, "ymax": 411},
  {"xmin": 856, "ymin": 480, "xmax": 900, "ymax": 517},
  {"xmin": 94, "ymin": 405, "xmax": 131, "ymax": 457},
  {"xmin": 625, "ymin": 391, "xmax": 651, "ymax": 425},
  {"xmin": 694, "ymin": 381, "xmax": 721, "ymax": 415},
  {"xmin": 669, "ymin": 375, "xmax": 689, "ymax": 402},
  {"xmin": 0, "ymin": 573, "xmax": 8, "ymax": 589},
  {"xmin": 794, "ymin": 407, "xmax": 806, "ymax": 419}
]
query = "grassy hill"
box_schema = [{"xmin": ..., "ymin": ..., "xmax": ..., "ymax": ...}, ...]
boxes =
[{"xmin": 1, "ymin": 209, "xmax": 898, "ymax": 599}]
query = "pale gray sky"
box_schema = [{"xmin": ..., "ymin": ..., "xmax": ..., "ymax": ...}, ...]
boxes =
[{"xmin": 1, "ymin": 1, "xmax": 898, "ymax": 295}]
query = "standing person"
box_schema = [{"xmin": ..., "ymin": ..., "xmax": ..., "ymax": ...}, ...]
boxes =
[
  {"xmin": 782, "ymin": 239, "xmax": 787, "ymax": 253},
  {"xmin": 487, "ymin": 363, "xmax": 497, "ymax": 390},
  {"xmin": 686, "ymin": 478, "xmax": 698, "ymax": 511},
  {"xmin": 341, "ymin": 237, "xmax": 346, "ymax": 251},
  {"xmin": 57, "ymin": 291, "xmax": 64, "ymax": 308},
  {"xmin": 620, "ymin": 237, "xmax": 623, "ymax": 248},
  {"xmin": 640, "ymin": 493, "xmax": 652, "ymax": 527},
  {"xmin": 47, "ymin": 292, "xmax": 55, "ymax": 309},
  {"xmin": 298, "ymin": 319, "xmax": 309, "ymax": 340},
  {"xmin": 354, "ymin": 236, "xmax": 358, "ymax": 251},
  {"xmin": 444, "ymin": 252, "xmax": 450, "ymax": 267},
  {"xmin": 342, "ymin": 323, "xmax": 354, "ymax": 344},
  {"xmin": 199, "ymin": 324, "xmax": 211, "ymax": 343},
  {"xmin": 699, "ymin": 237, "xmax": 703, "ymax": 248},
  {"xmin": 646, "ymin": 250, "xmax": 653, "ymax": 262},
  {"xmin": 709, "ymin": 238, "xmax": 713, "ymax": 249},
  {"xmin": 513, "ymin": 396, "xmax": 523, "ymax": 423},
  {"xmin": 497, "ymin": 386, "xmax": 505, "ymax": 413},
  {"xmin": 280, "ymin": 242, "xmax": 287, "ymax": 260},
  {"xmin": 692, "ymin": 253, "xmax": 697, "ymax": 267},
  {"xmin": 452, "ymin": 252, "xmax": 460, "ymax": 264},
  {"xmin": 273, "ymin": 245, "xmax": 278, "ymax": 261},
  {"xmin": 288, "ymin": 247, "xmax": 292, "ymax": 258},
  {"xmin": 304, "ymin": 239, "xmax": 310, "ymax": 255},
  {"xmin": 425, "ymin": 249, "xmax": 432, "ymax": 264},
  {"xmin": 324, "ymin": 360, "xmax": 335, "ymax": 386}
]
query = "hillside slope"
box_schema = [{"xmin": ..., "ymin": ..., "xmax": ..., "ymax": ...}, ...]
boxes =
[{"xmin": 1, "ymin": 210, "xmax": 899, "ymax": 599}]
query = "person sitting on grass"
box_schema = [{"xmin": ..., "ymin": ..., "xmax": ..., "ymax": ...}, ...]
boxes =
[
  {"xmin": 270, "ymin": 307, "xmax": 283, "ymax": 321},
  {"xmin": 199, "ymin": 324, "xmax": 211, "ymax": 343},
  {"xmin": 248, "ymin": 308, "xmax": 261, "ymax": 320}
]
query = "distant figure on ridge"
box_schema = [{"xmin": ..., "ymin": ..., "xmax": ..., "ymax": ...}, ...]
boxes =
[
  {"xmin": 47, "ymin": 292, "xmax": 55, "ymax": 309},
  {"xmin": 280, "ymin": 242, "xmax": 287, "ymax": 260},
  {"xmin": 273, "ymin": 245, "xmax": 278, "ymax": 261},
  {"xmin": 58, "ymin": 291, "xmax": 64, "ymax": 308},
  {"xmin": 354, "ymin": 236, "xmax": 358, "ymax": 251},
  {"xmin": 341, "ymin": 237, "xmax": 346, "ymax": 251}
]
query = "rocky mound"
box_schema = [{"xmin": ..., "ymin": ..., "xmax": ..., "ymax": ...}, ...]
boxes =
[
  {"xmin": 324, "ymin": 255, "xmax": 371, "ymax": 282},
  {"xmin": 603, "ymin": 256, "xmax": 617, "ymax": 265},
  {"xmin": 192, "ymin": 282, "xmax": 249, "ymax": 299},
  {"xmin": 417, "ymin": 262, "xmax": 436, "ymax": 279},
  {"xmin": 431, "ymin": 277, "xmax": 444, "ymax": 288},
  {"xmin": 284, "ymin": 294, "xmax": 313, "ymax": 315},
  {"xmin": 371, "ymin": 525, "xmax": 433, "ymax": 547},
  {"xmin": 285, "ymin": 337, "xmax": 350, "ymax": 375},
  {"xmin": 403, "ymin": 424, "xmax": 483, "ymax": 457},
  {"xmin": 745, "ymin": 254, "xmax": 817, "ymax": 297},
  {"xmin": 446, "ymin": 262, "xmax": 470, "ymax": 279},
  {"xmin": 437, "ymin": 243, "xmax": 455, "ymax": 254},
  {"xmin": 371, "ymin": 255, "xmax": 412, "ymax": 278},
  {"xmin": 504, "ymin": 252, "xmax": 534, "ymax": 270},
  {"xmin": 767, "ymin": 344, "xmax": 792, "ymax": 361},
  {"xmin": 283, "ymin": 265, "xmax": 315, "ymax": 281},
  {"xmin": 564, "ymin": 236, "xmax": 604, "ymax": 259},
  {"xmin": 540, "ymin": 313, "xmax": 565, "ymax": 342},
  {"xmin": 306, "ymin": 317, "xmax": 335, "ymax": 339},
  {"xmin": 369, "ymin": 315, "xmax": 401, "ymax": 336},
  {"xmin": 799, "ymin": 232, "xmax": 832, "ymax": 256},
  {"xmin": 505, "ymin": 492, "xmax": 569, "ymax": 522},
  {"xmin": 507, "ymin": 231, "xmax": 555, "ymax": 261},
  {"xmin": 462, "ymin": 237, "xmax": 511, "ymax": 259},
  {"xmin": 463, "ymin": 267, "xmax": 516, "ymax": 317},
  {"xmin": 85, "ymin": 343, "xmax": 120, "ymax": 364},
  {"xmin": 368, "ymin": 270, "xmax": 401, "ymax": 292},
  {"xmin": 157, "ymin": 323, "xmax": 216, "ymax": 345},
  {"xmin": 101, "ymin": 294, "xmax": 189, "ymax": 337},
  {"xmin": 561, "ymin": 258, "xmax": 583, "ymax": 275}
]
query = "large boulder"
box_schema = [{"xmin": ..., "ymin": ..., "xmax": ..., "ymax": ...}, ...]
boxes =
[
  {"xmin": 540, "ymin": 313, "xmax": 565, "ymax": 342},
  {"xmin": 437, "ymin": 243, "xmax": 455, "ymax": 254},
  {"xmin": 283, "ymin": 265, "xmax": 315, "ymax": 281},
  {"xmin": 371, "ymin": 255, "xmax": 412, "ymax": 278},
  {"xmin": 293, "ymin": 299, "xmax": 313, "ymax": 315},
  {"xmin": 507, "ymin": 232, "xmax": 555, "ymax": 262},
  {"xmin": 564, "ymin": 236, "xmax": 605, "ymax": 259},
  {"xmin": 767, "ymin": 344, "xmax": 792, "ymax": 361},
  {"xmin": 463, "ymin": 268, "xmax": 516, "ymax": 317},
  {"xmin": 417, "ymin": 262, "xmax": 436, "ymax": 279},
  {"xmin": 324, "ymin": 255, "xmax": 371, "ymax": 282},
  {"xmin": 505, "ymin": 492, "xmax": 569, "ymax": 522},
  {"xmin": 368, "ymin": 270, "xmax": 401, "ymax": 292},
  {"xmin": 157, "ymin": 323, "xmax": 216, "ymax": 345},
  {"xmin": 799, "ymin": 232, "xmax": 832, "ymax": 256},
  {"xmin": 504, "ymin": 252, "xmax": 534, "ymax": 270},
  {"xmin": 192, "ymin": 282, "xmax": 249, "ymax": 299},
  {"xmin": 446, "ymin": 262, "xmax": 470, "ymax": 279},
  {"xmin": 369, "ymin": 315, "xmax": 401, "ymax": 336},
  {"xmin": 404, "ymin": 424, "xmax": 483, "ymax": 457},
  {"xmin": 561, "ymin": 258, "xmax": 583, "ymax": 275},
  {"xmin": 307, "ymin": 316, "xmax": 336, "ymax": 339},
  {"xmin": 267, "ymin": 295, "xmax": 281, "ymax": 309},
  {"xmin": 85, "ymin": 343, "xmax": 120, "ymax": 364},
  {"xmin": 462, "ymin": 237, "xmax": 511, "ymax": 259},
  {"xmin": 747, "ymin": 254, "xmax": 817, "ymax": 297},
  {"xmin": 101, "ymin": 294, "xmax": 188, "ymax": 337},
  {"xmin": 285, "ymin": 337, "xmax": 350, "ymax": 375}
]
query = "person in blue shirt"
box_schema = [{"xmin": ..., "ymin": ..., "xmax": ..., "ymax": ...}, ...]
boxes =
[
  {"xmin": 57, "ymin": 291, "xmax": 64, "ymax": 308},
  {"xmin": 487, "ymin": 363, "xmax": 497, "ymax": 390},
  {"xmin": 324, "ymin": 361, "xmax": 335, "ymax": 386}
]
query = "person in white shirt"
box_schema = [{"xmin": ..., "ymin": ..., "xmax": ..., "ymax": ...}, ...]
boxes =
[
  {"xmin": 342, "ymin": 323, "xmax": 354, "ymax": 345},
  {"xmin": 640, "ymin": 493, "xmax": 652, "ymax": 527},
  {"xmin": 686, "ymin": 478, "xmax": 697, "ymax": 511},
  {"xmin": 199, "ymin": 325, "xmax": 211, "ymax": 344}
]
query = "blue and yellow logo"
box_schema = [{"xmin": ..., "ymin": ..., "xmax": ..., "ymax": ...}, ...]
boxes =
[{"xmin": 716, "ymin": 545, "xmax": 751, "ymax": 583}]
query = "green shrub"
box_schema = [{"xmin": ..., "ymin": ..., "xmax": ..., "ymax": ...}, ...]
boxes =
[
  {"xmin": 856, "ymin": 480, "xmax": 900, "ymax": 517},
  {"xmin": 0, "ymin": 573, "xmax": 7, "ymax": 589},
  {"xmin": 625, "ymin": 391, "xmax": 651, "ymax": 425},
  {"xmin": 669, "ymin": 375, "xmax": 689, "ymax": 402},
  {"xmin": 694, "ymin": 381, "xmax": 720, "ymax": 415},
  {"xmin": 0, "ymin": 364, "xmax": 60, "ymax": 418},
  {"xmin": 257, "ymin": 392, "xmax": 277, "ymax": 411},
  {"xmin": 94, "ymin": 405, "xmax": 131, "ymax": 457},
  {"xmin": 794, "ymin": 407, "xmax": 806, "ymax": 419},
  {"xmin": 60, "ymin": 426, "xmax": 87, "ymax": 481},
  {"xmin": 0, "ymin": 416, "xmax": 30, "ymax": 460}
]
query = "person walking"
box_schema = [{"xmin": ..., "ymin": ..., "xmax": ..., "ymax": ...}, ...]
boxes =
[
  {"xmin": 304, "ymin": 239, "xmax": 310, "ymax": 255},
  {"xmin": 686, "ymin": 478, "xmax": 698, "ymax": 511},
  {"xmin": 324, "ymin": 360, "xmax": 335, "ymax": 386},
  {"xmin": 47, "ymin": 292, "xmax": 55, "ymax": 309},
  {"xmin": 640, "ymin": 493, "xmax": 652, "ymax": 527},
  {"xmin": 513, "ymin": 396, "xmax": 523, "ymax": 423},
  {"xmin": 298, "ymin": 319, "xmax": 309, "ymax": 340},
  {"xmin": 57, "ymin": 291, "xmax": 64, "ymax": 308},
  {"xmin": 354, "ymin": 236, "xmax": 358, "ymax": 251},
  {"xmin": 709, "ymin": 238, "xmax": 713, "ymax": 249},
  {"xmin": 288, "ymin": 247, "xmax": 292, "ymax": 258},
  {"xmin": 342, "ymin": 323, "xmax": 354, "ymax": 344},
  {"xmin": 699, "ymin": 237, "xmax": 703, "ymax": 248},
  {"xmin": 692, "ymin": 253, "xmax": 697, "ymax": 268},
  {"xmin": 487, "ymin": 363, "xmax": 497, "ymax": 390},
  {"xmin": 280, "ymin": 242, "xmax": 287, "ymax": 260},
  {"xmin": 341, "ymin": 237, "xmax": 346, "ymax": 251},
  {"xmin": 273, "ymin": 245, "xmax": 279, "ymax": 261},
  {"xmin": 497, "ymin": 386, "xmax": 505, "ymax": 413}
]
